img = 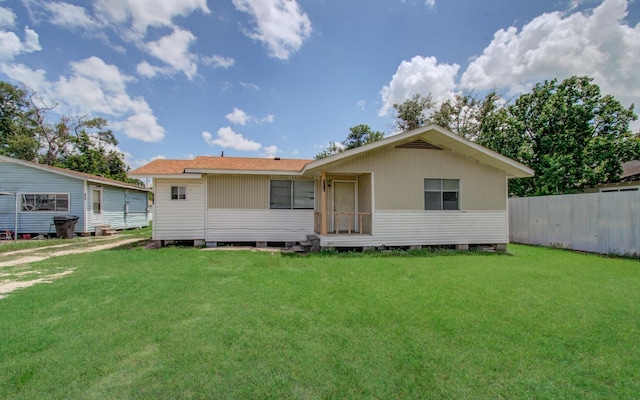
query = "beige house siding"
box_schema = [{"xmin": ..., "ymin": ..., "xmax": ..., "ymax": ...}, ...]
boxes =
[
  {"xmin": 319, "ymin": 210, "xmax": 508, "ymax": 247},
  {"xmin": 207, "ymin": 209, "xmax": 313, "ymax": 242},
  {"xmin": 207, "ymin": 174, "xmax": 316, "ymax": 209},
  {"xmin": 153, "ymin": 178, "xmax": 206, "ymax": 240},
  {"xmin": 319, "ymin": 147, "xmax": 507, "ymax": 211}
]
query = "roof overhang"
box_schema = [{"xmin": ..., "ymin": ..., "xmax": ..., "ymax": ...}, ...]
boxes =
[
  {"xmin": 128, "ymin": 173, "xmax": 203, "ymax": 179},
  {"xmin": 183, "ymin": 169, "xmax": 304, "ymax": 176},
  {"xmin": 1, "ymin": 155, "xmax": 150, "ymax": 191},
  {"xmin": 303, "ymin": 124, "xmax": 535, "ymax": 178}
]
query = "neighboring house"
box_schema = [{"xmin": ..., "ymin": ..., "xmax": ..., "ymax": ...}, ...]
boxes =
[
  {"xmin": 586, "ymin": 160, "xmax": 640, "ymax": 193},
  {"xmin": 129, "ymin": 125, "xmax": 534, "ymax": 250},
  {"xmin": 0, "ymin": 155, "xmax": 150, "ymax": 237}
]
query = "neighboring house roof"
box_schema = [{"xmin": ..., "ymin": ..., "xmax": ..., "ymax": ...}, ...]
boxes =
[
  {"xmin": 129, "ymin": 156, "xmax": 311, "ymax": 177},
  {"xmin": 129, "ymin": 125, "xmax": 535, "ymax": 179},
  {"xmin": 0, "ymin": 155, "xmax": 149, "ymax": 191},
  {"xmin": 621, "ymin": 160, "xmax": 640, "ymax": 182}
]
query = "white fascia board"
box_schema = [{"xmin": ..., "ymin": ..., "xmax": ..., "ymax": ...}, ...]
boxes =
[
  {"xmin": 183, "ymin": 169, "xmax": 304, "ymax": 176},
  {"xmin": 128, "ymin": 173, "xmax": 203, "ymax": 179}
]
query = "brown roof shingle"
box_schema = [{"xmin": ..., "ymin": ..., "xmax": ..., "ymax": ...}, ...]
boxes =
[{"xmin": 129, "ymin": 156, "xmax": 312, "ymax": 176}]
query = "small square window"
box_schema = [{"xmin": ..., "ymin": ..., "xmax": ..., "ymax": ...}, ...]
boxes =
[
  {"xmin": 171, "ymin": 186, "xmax": 186, "ymax": 200},
  {"xmin": 424, "ymin": 179, "xmax": 459, "ymax": 210}
]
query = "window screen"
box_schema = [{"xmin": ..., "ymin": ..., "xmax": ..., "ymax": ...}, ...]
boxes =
[{"xmin": 270, "ymin": 180, "xmax": 314, "ymax": 209}]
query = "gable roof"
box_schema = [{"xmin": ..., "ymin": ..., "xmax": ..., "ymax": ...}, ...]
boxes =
[
  {"xmin": 0, "ymin": 155, "xmax": 149, "ymax": 191},
  {"xmin": 621, "ymin": 160, "xmax": 640, "ymax": 181},
  {"xmin": 303, "ymin": 125, "xmax": 535, "ymax": 178},
  {"xmin": 129, "ymin": 156, "xmax": 311, "ymax": 177}
]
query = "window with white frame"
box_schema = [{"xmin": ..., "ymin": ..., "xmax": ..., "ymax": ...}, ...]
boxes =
[
  {"xmin": 424, "ymin": 179, "xmax": 459, "ymax": 210},
  {"xmin": 21, "ymin": 194, "xmax": 69, "ymax": 212},
  {"xmin": 171, "ymin": 186, "xmax": 186, "ymax": 200},
  {"xmin": 270, "ymin": 180, "xmax": 314, "ymax": 209}
]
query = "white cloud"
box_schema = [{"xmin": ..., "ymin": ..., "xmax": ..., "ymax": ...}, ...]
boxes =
[
  {"xmin": 460, "ymin": 0, "xmax": 640, "ymax": 106},
  {"xmin": 232, "ymin": 0, "xmax": 312, "ymax": 59},
  {"xmin": 44, "ymin": 2, "xmax": 99, "ymax": 30},
  {"xmin": 262, "ymin": 145, "xmax": 278, "ymax": 157},
  {"xmin": 240, "ymin": 81, "xmax": 260, "ymax": 91},
  {"xmin": 225, "ymin": 107, "xmax": 275, "ymax": 126},
  {"xmin": 136, "ymin": 60, "xmax": 168, "ymax": 78},
  {"xmin": 0, "ymin": 6, "xmax": 16, "ymax": 28},
  {"xmin": 357, "ymin": 100, "xmax": 365, "ymax": 110},
  {"xmin": 0, "ymin": 26, "xmax": 41, "ymax": 61},
  {"xmin": 1, "ymin": 57, "xmax": 165, "ymax": 142},
  {"xmin": 378, "ymin": 55, "xmax": 459, "ymax": 116},
  {"xmin": 202, "ymin": 54, "xmax": 235, "ymax": 69},
  {"xmin": 225, "ymin": 107, "xmax": 251, "ymax": 125},
  {"xmin": 260, "ymin": 114, "xmax": 274, "ymax": 124},
  {"xmin": 426, "ymin": 0, "xmax": 435, "ymax": 8},
  {"xmin": 93, "ymin": 0, "xmax": 210, "ymax": 38},
  {"xmin": 202, "ymin": 128, "xmax": 262, "ymax": 152},
  {"xmin": 144, "ymin": 27, "xmax": 198, "ymax": 79}
]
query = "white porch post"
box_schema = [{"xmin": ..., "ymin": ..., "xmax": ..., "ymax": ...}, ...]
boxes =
[{"xmin": 321, "ymin": 171, "xmax": 327, "ymax": 235}]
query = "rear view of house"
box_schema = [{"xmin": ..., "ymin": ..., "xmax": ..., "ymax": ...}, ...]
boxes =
[
  {"xmin": 129, "ymin": 125, "xmax": 533, "ymax": 250},
  {"xmin": 0, "ymin": 155, "xmax": 150, "ymax": 237}
]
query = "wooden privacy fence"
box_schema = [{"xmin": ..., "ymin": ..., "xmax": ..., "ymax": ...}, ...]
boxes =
[{"xmin": 509, "ymin": 191, "xmax": 640, "ymax": 256}]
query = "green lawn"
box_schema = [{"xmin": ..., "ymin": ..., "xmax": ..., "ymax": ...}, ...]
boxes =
[{"xmin": 1, "ymin": 244, "xmax": 639, "ymax": 399}]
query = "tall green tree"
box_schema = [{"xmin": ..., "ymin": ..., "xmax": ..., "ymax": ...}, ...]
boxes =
[
  {"xmin": 392, "ymin": 93, "xmax": 435, "ymax": 132},
  {"xmin": 315, "ymin": 124, "xmax": 384, "ymax": 159},
  {"xmin": 0, "ymin": 82, "xmax": 38, "ymax": 160},
  {"xmin": 479, "ymin": 76, "xmax": 639, "ymax": 196},
  {"xmin": 0, "ymin": 80, "xmax": 135, "ymax": 183}
]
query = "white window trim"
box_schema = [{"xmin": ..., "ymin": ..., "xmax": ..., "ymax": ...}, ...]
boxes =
[
  {"xmin": 170, "ymin": 186, "xmax": 187, "ymax": 200},
  {"xmin": 269, "ymin": 180, "xmax": 315, "ymax": 210},
  {"xmin": 424, "ymin": 179, "xmax": 460, "ymax": 211},
  {"xmin": 20, "ymin": 193, "xmax": 71, "ymax": 213}
]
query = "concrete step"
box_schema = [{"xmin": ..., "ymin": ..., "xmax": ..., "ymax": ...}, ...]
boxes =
[{"xmin": 291, "ymin": 245, "xmax": 306, "ymax": 253}]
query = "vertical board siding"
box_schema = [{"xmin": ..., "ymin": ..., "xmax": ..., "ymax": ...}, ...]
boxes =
[
  {"xmin": 319, "ymin": 146, "xmax": 507, "ymax": 211},
  {"xmin": 0, "ymin": 162, "xmax": 85, "ymax": 234},
  {"xmin": 207, "ymin": 174, "xmax": 316, "ymax": 209},
  {"xmin": 99, "ymin": 187, "xmax": 149, "ymax": 230},
  {"xmin": 207, "ymin": 209, "xmax": 314, "ymax": 242},
  {"xmin": 154, "ymin": 178, "xmax": 206, "ymax": 240},
  {"xmin": 509, "ymin": 192, "xmax": 640, "ymax": 256},
  {"xmin": 319, "ymin": 210, "xmax": 508, "ymax": 247}
]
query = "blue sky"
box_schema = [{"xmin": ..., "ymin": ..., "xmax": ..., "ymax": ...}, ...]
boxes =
[{"xmin": 1, "ymin": 0, "xmax": 639, "ymax": 168}]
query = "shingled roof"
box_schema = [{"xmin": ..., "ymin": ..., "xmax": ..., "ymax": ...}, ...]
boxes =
[
  {"xmin": 0, "ymin": 155, "xmax": 149, "ymax": 191},
  {"xmin": 129, "ymin": 156, "xmax": 312, "ymax": 176}
]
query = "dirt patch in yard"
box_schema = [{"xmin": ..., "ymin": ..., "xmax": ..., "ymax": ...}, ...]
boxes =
[
  {"xmin": 0, "ymin": 237, "xmax": 147, "ymax": 299},
  {"xmin": 0, "ymin": 269, "xmax": 74, "ymax": 299}
]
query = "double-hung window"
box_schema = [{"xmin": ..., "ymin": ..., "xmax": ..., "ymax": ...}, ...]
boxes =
[
  {"xmin": 171, "ymin": 186, "xmax": 186, "ymax": 200},
  {"xmin": 424, "ymin": 179, "xmax": 459, "ymax": 210},
  {"xmin": 21, "ymin": 194, "xmax": 69, "ymax": 212},
  {"xmin": 270, "ymin": 180, "xmax": 314, "ymax": 209}
]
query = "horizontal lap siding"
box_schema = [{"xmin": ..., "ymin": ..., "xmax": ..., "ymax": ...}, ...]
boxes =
[
  {"xmin": 154, "ymin": 178, "xmax": 205, "ymax": 240},
  {"xmin": 319, "ymin": 210, "xmax": 508, "ymax": 247},
  {"xmin": 207, "ymin": 209, "xmax": 313, "ymax": 242},
  {"xmin": 0, "ymin": 162, "xmax": 85, "ymax": 234}
]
